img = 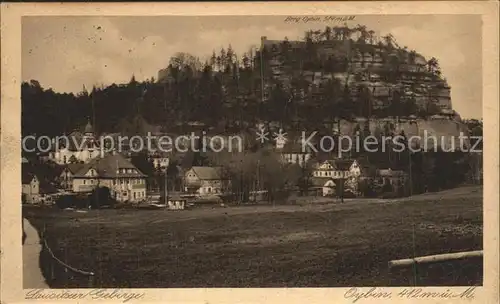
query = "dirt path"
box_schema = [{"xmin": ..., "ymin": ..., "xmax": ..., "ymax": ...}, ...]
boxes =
[{"xmin": 23, "ymin": 218, "xmax": 48, "ymax": 288}]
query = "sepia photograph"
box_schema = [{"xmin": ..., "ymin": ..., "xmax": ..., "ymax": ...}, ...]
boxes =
[
  {"xmin": 1, "ymin": 2, "xmax": 498, "ymax": 303},
  {"xmin": 19, "ymin": 14, "xmax": 486, "ymax": 289}
]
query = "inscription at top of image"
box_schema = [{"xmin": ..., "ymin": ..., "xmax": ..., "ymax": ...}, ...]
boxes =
[{"xmin": 284, "ymin": 16, "xmax": 356, "ymax": 23}]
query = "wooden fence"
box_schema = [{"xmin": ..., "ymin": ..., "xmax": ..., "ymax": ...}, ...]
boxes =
[
  {"xmin": 387, "ymin": 251, "xmax": 483, "ymax": 286},
  {"xmin": 40, "ymin": 227, "xmax": 95, "ymax": 288}
]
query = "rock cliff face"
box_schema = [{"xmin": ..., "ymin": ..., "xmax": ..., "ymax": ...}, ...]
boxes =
[
  {"xmin": 259, "ymin": 26, "xmax": 467, "ymax": 149},
  {"xmin": 333, "ymin": 117, "xmax": 470, "ymax": 151},
  {"xmin": 261, "ymin": 27, "xmax": 453, "ymax": 115}
]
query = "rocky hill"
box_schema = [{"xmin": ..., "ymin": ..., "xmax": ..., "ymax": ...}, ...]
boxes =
[
  {"xmin": 257, "ymin": 26, "xmax": 453, "ymax": 117},
  {"xmin": 335, "ymin": 117, "xmax": 470, "ymax": 150}
]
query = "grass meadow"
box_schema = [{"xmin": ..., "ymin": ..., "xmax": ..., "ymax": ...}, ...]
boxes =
[{"xmin": 24, "ymin": 186, "xmax": 483, "ymax": 287}]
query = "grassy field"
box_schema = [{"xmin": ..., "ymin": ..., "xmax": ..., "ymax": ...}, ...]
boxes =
[{"xmin": 24, "ymin": 186, "xmax": 483, "ymax": 287}]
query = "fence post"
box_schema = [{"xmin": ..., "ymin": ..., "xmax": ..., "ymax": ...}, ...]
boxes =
[{"xmin": 50, "ymin": 257, "xmax": 55, "ymax": 281}]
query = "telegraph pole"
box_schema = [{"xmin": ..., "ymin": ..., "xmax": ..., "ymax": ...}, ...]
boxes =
[
  {"xmin": 91, "ymin": 89, "xmax": 96, "ymax": 135},
  {"xmin": 164, "ymin": 166, "xmax": 169, "ymax": 206},
  {"xmin": 260, "ymin": 45, "xmax": 265, "ymax": 103}
]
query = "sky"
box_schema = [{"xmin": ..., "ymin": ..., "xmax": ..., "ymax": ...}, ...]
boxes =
[{"xmin": 22, "ymin": 15, "xmax": 482, "ymax": 118}]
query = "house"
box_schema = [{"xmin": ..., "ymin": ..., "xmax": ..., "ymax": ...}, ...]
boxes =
[
  {"xmin": 72, "ymin": 153, "xmax": 147, "ymax": 202},
  {"xmin": 277, "ymin": 139, "xmax": 313, "ymax": 167},
  {"xmin": 311, "ymin": 159, "xmax": 356, "ymax": 197},
  {"xmin": 148, "ymin": 151, "xmax": 170, "ymax": 171},
  {"xmin": 22, "ymin": 169, "xmax": 39, "ymax": 204},
  {"xmin": 49, "ymin": 119, "xmax": 101, "ymax": 165},
  {"xmin": 166, "ymin": 194, "xmax": 187, "ymax": 210},
  {"xmin": 58, "ymin": 163, "xmax": 83, "ymax": 190},
  {"xmin": 376, "ymin": 168, "xmax": 409, "ymax": 196},
  {"xmin": 312, "ymin": 160, "xmax": 349, "ymax": 179},
  {"xmin": 310, "ymin": 177, "xmax": 337, "ymax": 197},
  {"xmin": 311, "ymin": 158, "xmax": 374, "ymax": 197},
  {"xmin": 184, "ymin": 166, "xmax": 228, "ymax": 196}
]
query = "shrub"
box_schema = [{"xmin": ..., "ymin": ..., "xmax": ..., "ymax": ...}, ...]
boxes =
[
  {"xmin": 55, "ymin": 194, "xmax": 89, "ymax": 209},
  {"xmin": 89, "ymin": 187, "xmax": 116, "ymax": 209}
]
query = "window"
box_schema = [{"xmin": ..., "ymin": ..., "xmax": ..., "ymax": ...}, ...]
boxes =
[
  {"xmin": 83, "ymin": 180, "xmax": 86, "ymax": 185},
  {"xmin": 121, "ymin": 179, "xmax": 124, "ymax": 185},
  {"xmin": 113, "ymin": 180, "xmax": 116, "ymax": 186},
  {"xmin": 90, "ymin": 179, "xmax": 94, "ymax": 184}
]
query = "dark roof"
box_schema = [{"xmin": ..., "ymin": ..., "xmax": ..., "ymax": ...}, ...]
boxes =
[
  {"xmin": 56, "ymin": 131, "xmax": 99, "ymax": 152},
  {"xmin": 190, "ymin": 166, "xmax": 223, "ymax": 180},
  {"xmin": 378, "ymin": 169, "xmax": 407, "ymax": 177},
  {"xmin": 66, "ymin": 163, "xmax": 84, "ymax": 174},
  {"xmin": 280, "ymin": 141, "xmax": 302, "ymax": 153},
  {"xmin": 39, "ymin": 182, "xmax": 57, "ymax": 194},
  {"xmin": 334, "ymin": 159, "xmax": 354, "ymax": 171},
  {"xmin": 73, "ymin": 153, "xmax": 146, "ymax": 178},
  {"xmin": 50, "ymin": 164, "xmax": 66, "ymax": 177},
  {"xmin": 310, "ymin": 177, "xmax": 332, "ymax": 187},
  {"xmin": 22, "ymin": 168, "xmax": 37, "ymax": 184}
]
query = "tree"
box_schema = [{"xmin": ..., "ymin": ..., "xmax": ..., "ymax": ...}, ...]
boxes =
[
  {"xmin": 323, "ymin": 26, "xmax": 332, "ymax": 41},
  {"xmin": 89, "ymin": 186, "xmax": 114, "ymax": 209},
  {"xmin": 241, "ymin": 53, "xmax": 251, "ymax": 70},
  {"xmin": 408, "ymin": 50, "xmax": 417, "ymax": 65},
  {"xmin": 131, "ymin": 151, "xmax": 155, "ymax": 176},
  {"xmin": 169, "ymin": 52, "xmax": 203, "ymax": 73},
  {"xmin": 356, "ymin": 24, "xmax": 368, "ymax": 44},
  {"xmin": 368, "ymin": 30, "xmax": 375, "ymax": 44},
  {"xmin": 382, "ymin": 35, "xmax": 393, "ymax": 49},
  {"xmin": 209, "ymin": 51, "xmax": 217, "ymax": 70},
  {"xmin": 427, "ymin": 57, "xmax": 439, "ymax": 74}
]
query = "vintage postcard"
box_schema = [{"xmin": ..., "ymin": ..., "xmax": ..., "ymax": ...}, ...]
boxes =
[{"xmin": 1, "ymin": 2, "xmax": 499, "ymax": 304}]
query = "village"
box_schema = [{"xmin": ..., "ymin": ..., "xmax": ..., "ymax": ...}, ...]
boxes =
[
  {"xmin": 21, "ymin": 117, "xmax": 418, "ymax": 210},
  {"xmin": 19, "ymin": 18, "xmax": 484, "ymax": 289}
]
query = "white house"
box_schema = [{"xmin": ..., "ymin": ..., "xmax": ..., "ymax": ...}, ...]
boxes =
[
  {"xmin": 58, "ymin": 163, "xmax": 83, "ymax": 190},
  {"xmin": 49, "ymin": 120, "xmax": 101, "ymax": 165},
  {"xmin": 72, "ymin": 153, "xmax": 147, "ymax": 202},
  {"xmin": 311, "ymin": 159, "xmax": 368, "ymax": 197},
  {"xmin": 22, "ymin": 170, "xmax": 39, "ymax": 204},
  {"xmin": 184, "ymin": 166, "xmax": 228, "ymax": 196},
  {"xmin": 312, "ymin": 159, "xmax": 360, "ymax": 179}
]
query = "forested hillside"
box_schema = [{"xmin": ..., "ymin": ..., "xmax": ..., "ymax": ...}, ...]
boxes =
[{"xmin": 22, "ymin": 25, "xmax": 457, "ymax": 137}]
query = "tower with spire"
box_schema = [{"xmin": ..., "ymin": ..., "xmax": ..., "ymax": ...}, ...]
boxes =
[{"xmin": 83, "ymin": 117, "xmax": 95, "ymax": 140}]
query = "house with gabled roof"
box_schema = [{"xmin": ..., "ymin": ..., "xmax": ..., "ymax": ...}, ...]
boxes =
[
  {"xmin": 184, "ymin": 166, "xmax": 229, "ymax": 196},
  {"xmin": 58, "ymin": 163, "xmax": 84, "ymax": 190},
  {"xmin": 310, "ymin": 158, "xmax": 376, "ymax": 197},
  {"xmin": 49, "ymin": 119, "xmax": 101, "ymax": 165},
  {"xmin": 22, "ymin": 169, "xmax": 39, "ymax": 204},
  {"xmin": 72, "ymin": 153, "xmax": 147, "ymax": 202}
]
